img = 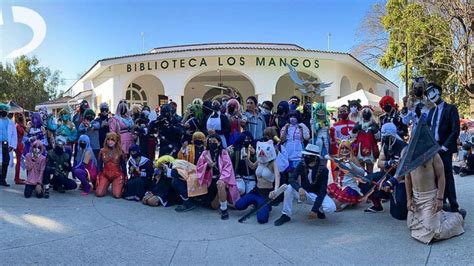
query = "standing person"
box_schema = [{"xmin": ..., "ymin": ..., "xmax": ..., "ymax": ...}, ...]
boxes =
[
  {"xmin": 405, "ymin": 152, "xmax": 465, "ymax": 244},
  {"xmin": 226, "ymin": 98, "xmax": 242, "ymax": 146},
  {"xmin": 280, "ymin": 110, "xmax": 310, "ymax": 171},
  {"xmin": 149, "ymin": 104, "xmax": 184, "ymax": 157},
  {"xmin": 274, "ymin": 101, "xmax": 290, "ymax": 135},
  {"xmin": 14, "ymin": 113, "xmax": 26, "ymax": 184},
  {"xmin": 311, "ymin": 103, "xmax": 331, "ymax": 163},
  {"xmin": 329, "ymin": 105, "xmax": 356, "ymax": 155},
  {"xmin": 95, "ymin": 102, "xmax": 110, "ymax": 149},
  {"xmin": 56, "ymin": 108, "xmax": 77, "ymax": 158},
  {"xmin": 95, "ymin": 132, "xmax": 127, "ymax": 198},
  {"xmin": 274, "ymin": 144, "xmax": 336, "ymax": 226},
  {"xmin": 24, "ymin": 140, "xmax": 47, "ymax": 198},
  {"xmin": 241, "ymin": 96, "xmax": 266, "ymax": 141},
  {"xmin": 260, "ymin": 100, "xmax": 274, "ymax": 128},
  {"xmin": 78, "ymin": 109, "xmax": 101, "ymax": 160},
  {"xmin": 196, "ymin": 134, "xmax": 240, "ymax": 220},
  {"xmin": 182, "ymin": 99, "xmax": 205, "ymax": 143},
  {"xmin": 72, "ymin": 100, "xmax": 90, "ymax": 130},
  {"xmin": 379, "ymin": 95, "xmax": 407, "ymax": 139},
  {"xmin": 0, "ymin": 104, "xmax": 17, "ymax": 187},
  {"xmin": 109, "ymin": 100, "xmax": 134, "ymax": 157},
  {"xmin": 72, "ymin": 135, "xmax": 98, "ymax": 196},
  {"xmin": 348, "ymin": 99, "xmax": 362, "ymax": 123},
  {"xmin": 352, "ymin": 106, "xmax": 380, "ymax": 173},
  {"xmin": 44, "ymin": 136, "xmax": 78, "ymax": 196},
  {"xmin": 206, "ymin": 100, "xmax": 230, "ymax": 148},
  {"xmin": 426, "ymin": 83, "xmax": 461, "ymax": 212},
  {"xmin": 231, "ymin": 131, "xmax": 257, "ymax": 195},
  {"xmin": 401, "ymin": 78, "xmax": 433, "ymax": 134}
]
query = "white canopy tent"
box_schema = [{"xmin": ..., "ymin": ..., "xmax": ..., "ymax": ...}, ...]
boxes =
[{"xmin": 326, "ymin": 89, "xmax": 383, "ymax": 112}]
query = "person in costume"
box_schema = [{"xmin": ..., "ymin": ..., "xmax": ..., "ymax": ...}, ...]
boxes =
[
  {"xmin": 177, "ymin": 131, "xmax": 206, "ymax": 165},
  {"xmin": 274, "ymin": 101, "xmax": 290, "ymax": 135},
  {"xmin": 401, "ymin": 77, "xmax": 433, "ymax": 133},
  {"xmin": 379, "ymin": 95, "xmax": 407, "ymax": 139},
  {"xmin": 235, "ymin": 140, "xmax": 281, "ymax": 224},
  {"xmin": 109, "ymin": 100, "xmax": 134, "ymax": 157},
  {"xmin": 274, "ymin": 144, "xmax": 336, "ymax": 226},
  {"xmin": 72, "ymin": 100, "xmax": 90, "ymax": 130},
  {"xmin": 78, "ymin": 109, "xmax": 101, "ymax": 160},
  {"xmin": 207, "ymin": 100, "xmax": 231, "ymax": 148},
  {"xmin": 301, "ymin": 103, "xmax": 312, "ymax": 131},
  {"xmin": 352, "ymin": 105, "xmax": 380, "ymax": 173},
  {"xmin": 242, "ymin": 96, "xmax": 266, "ymax": 141},
  {"xmin": 149, "ymin": 104, "xmax": 184, "ymax": 157},
  {"xmin": 94, "ymin": 102, "xmax": 110, "ymax": 149},
  {"xmin": 123, "ymin": 144, "xmax": 154, "ymax": 201},
  {"xmin": 288, "ymin": 95, "xmax": 300, "ymax": 111},
  {"xmin": 231, "ymin": 131, "xmax": 257, "ymax": 195},
  {"xmin": 260, "ymin": 100, "xmax": 274, "ymax": 128},
  {"xmin": 311, "ymin": 103, "xmax": 331, "ymax": 162},
  {"xmin": 0, "ymin": 103, "xmax": 17, "ymax": 187},
  {"xmin": 426, "ymin": 83, "xmax": 461, "ymax": 213},
  {"xmin": 44, "ymin": 136, "xmax": 77, "ymax": 197},
  {"xmin": 130, "ymin": 104, "xmax": 141, "ymax": 122},
  {"xmin": 24, "ymin": 140, "xmax": 47, "ymax": 198},
  {"xmin": 281, "ymin": 110, "xmax": 310, "ymax": 170},
  {"xmin": 132, "ymin": 108, "xmax": 150, "ymax": 156},
  {"xmin": 327, "ymin": 140, "xmax": 366, "ymax": 211},
  {"xmin": 142, "ymin": 155, "xmax": 180, "ymax": 207},
  {"xmin": 406, "ymin": 152, "xmax": 466, "ymax": 244},
  {"xmin": 72, "ymin": 135, "xmax": 98, "ymax": 196},
  {"xmin": 182, "ymin": 98, "xmax": 206, "ymax": 143},
  {"xmin": 40, "ymin": 106, "xmax": 58, "ymax": 151},
  {"xmin": 14, "ymin": 113, "xmax": 26, "ymax": 184},
  {"xmin": 56, "ymin": 107, "xmax": 78, "ymax": 158},
  {"xmin": 95, "ymin": 132, "xmax": 127, "ymax": 198},
  {"xmin": 196, "ymin": 134, "xmax": 240, "ymax": 220},
  {"xmin": 23, "ymin": 112, "xmax": 48, "ymax": 156},
  {"xmin": 329, "ymin": 105, "xmax": 356, "ymax": 155},
  {"xmin": 169, "ymin": 100, "xmax": 182, "ymax": 124},
  {"xmin": 363, "ymin": 122, "xmax": 407, "ymax": 218},
  {"xmin": 348, "ymin": 99, "xmax": 362, "ymax": 122},
  {"xmin": 226, "ymin": 98, "xmax": 243, "ymax": 146}
]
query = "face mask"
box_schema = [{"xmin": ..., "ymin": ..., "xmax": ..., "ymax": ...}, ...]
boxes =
[
  {"xmin": 0, "ymin": 111, "xmax": 7, "ymax": 118},
  {"xmin": 350, "ymin": 106, "xmax": 358, "ymax": 114},
  {"xmin": 194, "ymin": 140, "xmax": 204, "ymax": 146},
  {"xmin": 383, "ymin": 105, "xmax": 392, "ymax": 113},
  {"xmin": 276, "ymin": 107, "xmax": 284, "ymax": 115},
  {"xmin": 304, "ymin": 156, "xmax": 315, "ymax": 166},
  {"xmin": 131, "ymin": 152, "xmax": 140, "ymax": 159},
  {"xmin": 85, "ymin": 115, "xmax": 94, "ymax": 121},
  {"xmin": 243, "ymin": 140, "xmax": 251, "ymax": 147},
  {"xmin": 261, "ymin": 108, "xmax": 270, "ymax": 115},
  {"xmin": 227, "ymin": 107, "xmax": 235, "ymax": 114},
  {"xmin": 107, "ymin": 140, "xmax": 115, "ymax": 148},
  {"xmin": 289, "ymin": 117, "xmax": 298, "ymax": 125},
  {"xmin": 120, "ymin": 109, "xmax": 128, "ymax": 115},
  {"xmin": 427, "ymin": 88, "xmax": 441, "ymax": 103},
  {"xmin": 100, "ymin": 108, "xmax": 108, "ymax": 114},
  {"xmin": 338, "ymin": 113, "xmax": 348, "ymax": 120},
  {"xmin": 362, "ymin": 111, "xmax": 371, "ymax": 120},
  {"xmin": 212, "ymin": 104, "xmax": 220, "ymax": 112},
  {"xmin": 142, "ymin": 110, "xmax": 150, "ymax": 117},
  {"xmin": 208, "ymin": 142, "xmax": 219, "ymax": 151},
  {"xmin": 414, "ymin": 87, "xmax": 424, "ymax": 97},
  {"xmin": 54, "ymin": 146, "xmax": 64, "ymax": 154},
  {"xmin": 61, "ymin": 115, "xmax": 70, "ymax": 121},
  {"xmin": 79, "ymin": 142, "xmax": 87, "ymax": 149},
  {"xmin": 289, "ymin": 104, "xmax": 297, "ymax": 111},
  {"xmin": 33, "ymin": 148, "xmax": 40, "ymax": 154}
]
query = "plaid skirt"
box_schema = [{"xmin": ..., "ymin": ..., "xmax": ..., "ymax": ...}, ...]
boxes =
[{"xmin": 327, "ymin": 183, "xmax": 362, "ymax": 204}]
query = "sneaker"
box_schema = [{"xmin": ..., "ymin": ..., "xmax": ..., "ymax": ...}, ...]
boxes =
[
  {"xmin": 0, "ymin": 181, "xmax": 10, "ymax": 187},
  {"xmin": 317, "ymin": 211, "xmax": 326, "ymax": 219},
  {"xmin": 274, "ymin": 214, "xmax": 291, "ymax": 226},
  {"xmin": 43, "ymin": 188, "xmax": 49, "ymax": 199},
  {"xmin": 220, "ymin": 208, "xmax": 229, "ymax": 220},
  {"xmin": 175, "ymin": 201, "xmax": 197, "ymax": 212},
  {"xmin": 364, "ymin": 206, "xmax": 384, "ymax": 213},
  {"xmin": 459, "ymin": 209, "xmax": 467, "ymax": 220}
]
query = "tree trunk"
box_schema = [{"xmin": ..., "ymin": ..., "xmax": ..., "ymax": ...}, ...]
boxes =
[{"xmin": 469, "ymin": 85, "xmax": 474, "ymax": 119}]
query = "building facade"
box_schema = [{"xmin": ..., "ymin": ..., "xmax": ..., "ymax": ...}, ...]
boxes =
[{"xmin": 42, "ymin": 43, "xmax": 398, "ymax": 114}]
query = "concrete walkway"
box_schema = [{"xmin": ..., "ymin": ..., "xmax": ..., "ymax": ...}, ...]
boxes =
[{"xmin": 0, "ymin": 169, "xmax": 472, "ymax": 265}]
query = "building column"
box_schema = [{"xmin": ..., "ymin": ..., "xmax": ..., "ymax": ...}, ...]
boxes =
[{"xmin": 168, "ymin": 93, "xmax": 183, "ymax": 115}]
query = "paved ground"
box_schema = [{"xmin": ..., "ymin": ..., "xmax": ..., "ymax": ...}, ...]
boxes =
[{"xmin": 0, "ymin": 168, "xmax": 472, "ymax": 265}]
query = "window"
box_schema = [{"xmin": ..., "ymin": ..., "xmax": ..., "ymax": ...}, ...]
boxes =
[{"xmin": 126, "ymin": 83, "xmax": 148, "ymax": 106}]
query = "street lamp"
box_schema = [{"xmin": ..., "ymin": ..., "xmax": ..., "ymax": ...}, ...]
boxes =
[{"xmin": 401, "ymin": 42, "xmax": 409, "ymax": 96}]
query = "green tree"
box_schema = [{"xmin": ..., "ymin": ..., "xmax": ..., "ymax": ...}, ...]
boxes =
[{"xmin": 0, "ymin": 56, "xmax": 64, "ymax": 110}]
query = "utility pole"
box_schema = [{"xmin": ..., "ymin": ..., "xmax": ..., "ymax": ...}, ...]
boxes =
[
  {"xmin": 327, "ymin": 33, "xmax": 332, "ymax": 51},
  {"xmin": 401, "ymin": 42, "xmax": 409, "ymax": 97},
  {"xmin": 141, "ymin": 32, "xmax": 145, "ymax": 53}
]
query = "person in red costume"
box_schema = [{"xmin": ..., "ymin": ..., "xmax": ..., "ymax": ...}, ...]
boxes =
[
  {"xmin": 14, "ymin": 113, "xmax": 26, "ymax": 184},
  {"xmin": 330, "ymin": 105, "xmax": 356, "ymax": 155},
  {"xmin": 379, "ymin": 95, "xmax": 407, "ymax": 139}
]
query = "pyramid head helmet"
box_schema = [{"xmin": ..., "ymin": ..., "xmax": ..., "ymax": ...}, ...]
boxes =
[{"xmin": 394, "ymin": 121, "xmax": 440, "ymax": 177}]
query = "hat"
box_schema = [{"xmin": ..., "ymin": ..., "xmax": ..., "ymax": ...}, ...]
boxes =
[{"xmin": 302, "ymin": 144, "xmax": 321, "ymax": 157}]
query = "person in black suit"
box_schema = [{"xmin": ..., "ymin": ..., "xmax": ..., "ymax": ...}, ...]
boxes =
[{"xmin": 426, "ymin": 83, "xmax": 460, "ymax": 212}]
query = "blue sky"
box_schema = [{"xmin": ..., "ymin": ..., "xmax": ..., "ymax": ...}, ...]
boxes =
[{"xmin": 1, "ymin": 0, "xmax": 402, "ymax": 97}]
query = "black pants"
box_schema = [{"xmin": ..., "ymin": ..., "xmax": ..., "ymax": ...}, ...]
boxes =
[
  {"xmin": 24, "ymin": 184, "xmax": 43, "ymax": 198},
  {"xmin": 440, "ymin": 152, "xmax": 459, "ymax": 211},
  {"xmin": 171, "ymin": 176, "xmax": 188, "ymax": 200},
  {"xmin": 1, "ymin": 141, "xmax": 10, "ymax": 183},
  {"xmin": 43, "ymin": 169, "xmax": 77, "ymax": 191},
  {"xmin": 151, "ymin": 177, "xmax": 179, "ymax": 206}
]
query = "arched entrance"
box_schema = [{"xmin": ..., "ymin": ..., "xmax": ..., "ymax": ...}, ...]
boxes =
[
  {"xmin": 124, "ymin": 74, "xmax": 165, "ymax": 108},
  {"xmin": 183, "ymin": 69, "xmax": 255, "ymax": 107},
  {"xmin": 356, "ymin": 82, "xmax": 364, "ymax": 91},
  {"xmin": 273, "ymin": 71, "xmax": 324, "ymax": 104},
  {"xmin": 340, "ymin": 76, "xmax": 351, "ymax": 97}
]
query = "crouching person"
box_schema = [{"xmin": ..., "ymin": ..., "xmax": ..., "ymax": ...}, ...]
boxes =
[
  {"xmin": 406, "ymin": 153, "xmax": 466, "ymax": 244},
  {"xmin": 196, "ymin": 134, "xmax": 240, "ymax": 220},
  {"xmin": 24, "ymin": 140, "xmax": 46, "ymax": 198},
  {"xmin": 142, "ymin": 155, "xmax": 180, "ymax": 207},
  {"xmin": 123, "ymin": 144, "xmax": 154, "ymax": 201},
  {"xmin": 72, "ymin": 135, "xmax": 98, "ymax": 196},
  {"xmin": 43, "ymin": 136, "xmax": 77, "ymax": 196},
  {"xmin": 274, "ymin": 144, "xmax": 336, "ymax": 226},
  {"xmin": 235, "ymin": 140, "xmax": 280, "ymax": 224},
  {"xmin": 95, "ymin": 132, "xmax": 127, "ymax": 198}
]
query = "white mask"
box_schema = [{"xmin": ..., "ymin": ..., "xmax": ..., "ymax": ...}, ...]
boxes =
[
  {"xmin": 427, "ymin": 87, "xmax": 440, "ymax": 103},
  {"xmin": 350, "ymin": 106, "xmax": 358, "ymax": 114}
]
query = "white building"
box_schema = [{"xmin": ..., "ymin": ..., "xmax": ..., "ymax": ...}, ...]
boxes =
[{"xmin": 39, "ymin": 43, "xmax": 398, "ymax": 114}]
